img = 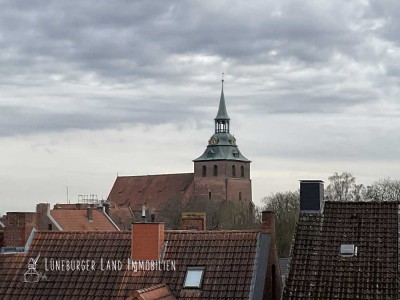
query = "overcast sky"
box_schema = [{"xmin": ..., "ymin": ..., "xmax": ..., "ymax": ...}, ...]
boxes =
[{"xmin": 1, "ymin": 0, "xmax": 399, "ymax": 214}]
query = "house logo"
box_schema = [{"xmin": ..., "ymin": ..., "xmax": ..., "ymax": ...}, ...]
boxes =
[{"xmin": 23, "ymin": 254, "xmax": 47, "ymax": 283}]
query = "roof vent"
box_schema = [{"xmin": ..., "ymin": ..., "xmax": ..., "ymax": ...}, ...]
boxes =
[{"xmin": 340, "ymin": 244, "xmax": 357, "ymax": 257}]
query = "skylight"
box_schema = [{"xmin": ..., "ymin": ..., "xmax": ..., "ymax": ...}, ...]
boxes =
[
  {"xmin": 340, "ymin": 244, "xmax": 357, "ymax": 257},
  {"xmin": 183, "ymin": 266, "xmax": 205, "ymax": 288}
]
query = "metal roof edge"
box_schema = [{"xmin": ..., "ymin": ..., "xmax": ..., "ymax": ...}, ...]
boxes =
[
  {"xmin": 101, "ymin": 207, "xmax": 121, "ymax": 231},
  {"xmin": 249, "ymin": 232, "xmax": 270, "ymax": 300},
  {"xmin": 48, "ymin": 210, "xmax": 63, "ymax": 231},
  {"xmin": 24, "ymin": 227, "xmax": 36, "ymax": 252}
]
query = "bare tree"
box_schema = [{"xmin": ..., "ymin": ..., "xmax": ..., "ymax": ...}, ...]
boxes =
[
  {"xmin": 325, "ymin": 172, "xmax": 366, "ymax": 201},
  {"xmin": 159, "ymin": 197, "xmax": 185, "ymax": 229},
  {"xmin": 365, "ymin": 178, "xmax": 400, "ymax": 202},
  {"xmin": 262, "ymin": 191, "xmax": 299, "ymax": 257},
  {"xmin": 160, "ymin": 197, "xmax": 258, "ymax": 230}
]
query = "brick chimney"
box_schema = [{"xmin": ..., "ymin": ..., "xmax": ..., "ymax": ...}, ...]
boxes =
[
  {"xmin": 131, "ymin": 222, "xmax": 165, "ymax": 261},
  {"xmin": 87, "ymin": 207, "xmax": 93, "ymax": 222},
  {"xmin": 180, "ymin": 212, "xmax": 206, "ymax": 231},
  {"xmin": 4, "ymin": 212, "xmax": 36, "ymax": 247},
  {"xmin": 262, "ymin": 210, "xmax": 275, "ymax": 235},
  {"xmin": 300, "ymin": 180, "xmax": 324, "ymax": 213}
]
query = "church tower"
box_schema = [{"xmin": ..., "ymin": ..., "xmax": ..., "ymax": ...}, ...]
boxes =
[{"xmin": 193, "ymin": 79, "xmax": 253, "ymax": 208}]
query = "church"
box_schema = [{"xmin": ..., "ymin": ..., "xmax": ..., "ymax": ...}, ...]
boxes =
[{"xmin": 107, "ymin": 81, "xmax": 254, "ymax": 222}]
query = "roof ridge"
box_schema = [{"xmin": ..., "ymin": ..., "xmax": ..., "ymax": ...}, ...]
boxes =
[
  {"xmin": 136, "ymin": 283, "xmax": 166, "ymax": 293},
  {"xmin": 165, "ymin": 230, "xmax": 259, "ymax": 233},
  {"xmin": 35, "ymin": 230, "xmax": 127, "ymax": 234},
  {"xmin": 117, "ymin": 172, "xmax": 194, "ymax": 178}
]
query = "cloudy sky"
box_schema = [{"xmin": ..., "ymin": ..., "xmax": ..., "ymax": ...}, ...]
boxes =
[{"xmin": 1, "ymin": 0, "xmax": 399, "ymax": 214}]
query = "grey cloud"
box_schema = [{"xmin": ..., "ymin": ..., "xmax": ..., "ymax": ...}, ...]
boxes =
[{"xmin": 0, "ymin": 0, "xmax": 399, "ymax": 137}]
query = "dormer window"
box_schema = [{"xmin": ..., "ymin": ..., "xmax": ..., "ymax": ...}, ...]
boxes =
[
  {"xmin": 340, "ymin": 244, "xmax": 357, "ymax": 257},
  {"xmin": 184, "ymin": 266, "xmax": 205, "ymax": 288}
]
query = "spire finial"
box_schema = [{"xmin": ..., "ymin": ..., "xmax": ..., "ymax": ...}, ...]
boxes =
[{"xmin": 221, "ymin": 73, "xmax": 224, "ymax": 89}]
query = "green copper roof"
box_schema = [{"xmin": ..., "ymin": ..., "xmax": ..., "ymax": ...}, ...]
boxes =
[
  {"xmin": 193, "ymin": 132, "xmax": 251, "ymax": 162},
  {"xmin": 194, "ymin": 82, "xmax": 250, "ymax": 162},
  {"xmin": 214, "ymin": 86, "xmax": 230, "ymax": 121}
]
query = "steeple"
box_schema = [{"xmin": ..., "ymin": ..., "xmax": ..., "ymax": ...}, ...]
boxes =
[
  {"xmin": 214, "ymin": 75, "xmax": 230, "ymax": 133},
  {"xmin": 193, "ymin": 77, "xmax": 250, "ymax": 163},
  {"xmin": 215, "ymin": 78, "xmax": 230, "ymax": 121},
  {"xmin": 193, "ymin": 77, "xmax": 252, "ymax": 207}
]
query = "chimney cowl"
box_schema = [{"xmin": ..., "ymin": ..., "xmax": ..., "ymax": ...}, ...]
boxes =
[
  {"xmin": 300, "ymin": 180, "xmax": 324, "ymax": 213},
  {"xmin": 141, "ymin": 204, "xmax": 146, "ymax": 222}
]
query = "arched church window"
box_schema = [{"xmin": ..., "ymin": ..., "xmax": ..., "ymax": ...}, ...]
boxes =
[
  {"xmin": 239, "ymin": 192, "xmax": 242, "ymax": 201},
  {"xmin": 241, "ymin": 166, "xmax": 245, "ymax": 178},
  {"xmin": 213, "ymin": 165, "xmax": 218, "ymax": 176},
  {"xmin": 202, "ymin": 165, "xmax": 207, "ymax": 177},
  {"xmin": 232, "ymin": 165, "xmax": 236, "ymax": 177}
]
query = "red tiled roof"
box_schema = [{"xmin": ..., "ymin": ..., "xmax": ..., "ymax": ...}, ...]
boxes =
[
  {"xmin": 284, "ymin": 201, "xmax": 399, "ymax": 299},
  {"xmin": 130, "ymin": 283, "xmax": 176, "ymax": 300},
  {"xmin": 0, "ymin": 253, "xmax": 26, "ymax": 291},
  {"xmin": 119, "ymin": 231, "xmax": 260, "ymax": 299},
  {"xmin": 107, "ymin": 173, "xmax": 194, "ymax": 210},
  {"xmin": 51, "ymin": 209, "xmax": 118, "ymax": 231},
  {"xmin": 0, "ymin": 230, "xmax": 265, "ymax": 299}
]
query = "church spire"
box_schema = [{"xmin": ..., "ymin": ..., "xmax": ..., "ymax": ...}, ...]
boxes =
[
  {"xmin": 214, "ymin": 74, "xmax": 230, "ymax": 133},
  {"xmin": 193, "ymin": 77, "xmax": 250, "ymax": 162},
  {"xmin": 214, "ymin": 73, "xmax": 230, "ymax": 121}
]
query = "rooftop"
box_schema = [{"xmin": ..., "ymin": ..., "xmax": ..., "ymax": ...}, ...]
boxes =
[
  {"xmin": 51, "ymin": 208, "xmax": 119, "ymax": 231},
  {"xmin": 0, "ymin": 229, "xmax": 272, "ymax": 299},
  {"xmin": 284, "ymin": 201, "xmax": 399, "ymax": 299},
  {"xmin": 107, "ymin": 173, "xmax": 194, "ymax": 210}
]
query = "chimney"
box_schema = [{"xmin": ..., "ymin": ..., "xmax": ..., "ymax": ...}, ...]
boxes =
[
  {"xmin": 141, "ymin": 204, "xmax": 146, "ymax": 222},
  {"xmin": 131, "ymin": 222, "xmax": 165, "ymax": 261},
  {"xmin": 300, "ymin": 180, "xmax": 324, "ymax": 213},
  {"xmin": 180, "ymin": 212, "xmax": 206, "ymax": 231},
  {"xmin": 36, "ymin": 203, "xmax": 50, "ymax": 231},
  {"xmin": 87, "ymin": 207, "xmax": 93, "ymax": 221},
  {"xmin": 262, "ymin": 210, "xmax": 275, "ymax": 235}
]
